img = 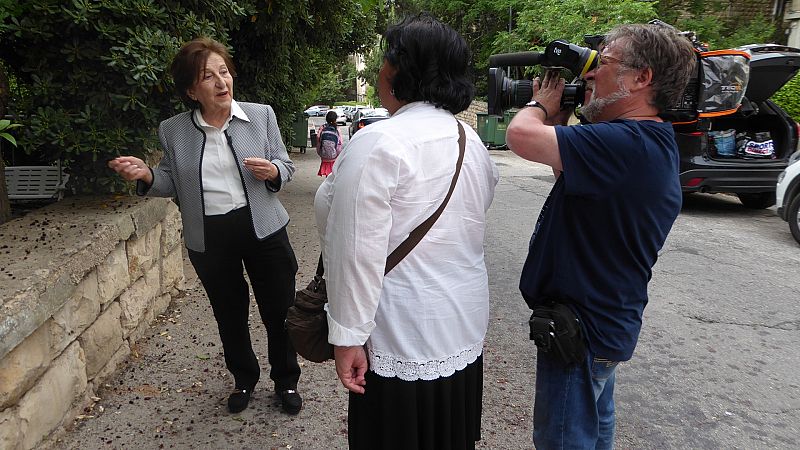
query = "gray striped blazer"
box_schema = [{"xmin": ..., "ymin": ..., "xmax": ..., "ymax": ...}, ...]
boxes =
[{"xmin": 140, "ymin": 102, "xmax": 295, "ymax": 252}]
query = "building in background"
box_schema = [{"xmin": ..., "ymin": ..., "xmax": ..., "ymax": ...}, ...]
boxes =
[
  {"xmin": 350, "ymin": 53, "xmax": 367, "ymax": 104},
  {"xmin": 783, "ymin": 0, "xmax": 800, "ymax": 47}
]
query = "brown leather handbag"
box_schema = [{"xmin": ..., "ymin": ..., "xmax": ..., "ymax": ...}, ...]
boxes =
[
  {"xmin": 286, "ymin": 256, "xmax": 331, "ymax": 362},
  {"xmin": 285, "ymin": 122, "xmax": 467, "ymax": 363}
]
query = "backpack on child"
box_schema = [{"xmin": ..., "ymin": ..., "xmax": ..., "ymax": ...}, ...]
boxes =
[{"xmin": 317, "ymin": 124, "xmax": 340, "ymax": 160}]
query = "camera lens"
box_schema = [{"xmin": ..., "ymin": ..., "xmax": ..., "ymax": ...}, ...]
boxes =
[
  {"xmin": 509, "ymin": 79, "xmax": 534, "ymax": 108},
  {"xmin": 489, "ymin": 68, "xmax": 533, "ymax": 114}
]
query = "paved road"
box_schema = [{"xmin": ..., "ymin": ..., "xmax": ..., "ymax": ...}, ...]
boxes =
[
  {"xmin": 53, "ymin": 145, "xmax": 799, "ymax": 449},
  {"xmin": 490, "ymin": 153, "xmax": 800, "ymax": 449}
]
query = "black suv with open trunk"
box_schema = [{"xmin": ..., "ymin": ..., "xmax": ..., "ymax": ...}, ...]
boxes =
[{"xmin": 673, "ymin": 44, "xmax": 800, "ymax": 209}]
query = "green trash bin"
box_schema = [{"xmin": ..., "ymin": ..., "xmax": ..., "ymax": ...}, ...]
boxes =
[
  {"xmin": 493, "ymin": 115, "xmax": 507, "ymax": 148},
  {"xmin": 503, "ymin": 109, "xmax": 519, "ymax": 124},
  {"xmin": 484, "ymin": 115, "xmax": 498, "ymax": 145},
  {"xmin": 495, "ymin": 109, "xmax": 521, "ymax": 149},
  {"xmin": 476, "ymin": 112, "xmax": 489, "ymax": 143},
  {"xmin": 292, "ymin": 113, "xmax": 309, "ymax": 153}
]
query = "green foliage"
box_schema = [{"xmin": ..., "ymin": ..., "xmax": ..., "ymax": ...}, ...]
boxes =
[
  {"xmin": 0, "ymin": 0, "xmax": 22, "ymax": 27},
  {"xmin": 0, "ymin": 59, "xmax": 25, "ymax": 102},
  {"xmin": 772, "ymin": 74, "xmax": 800, "ymax": 122},
  {"xmin": 366, "ymin": 0, "xmax": 655, "ymax": 99},
  {"xmin": 492, "ymin": 0, "xmax": 656, "ymax": 56},
  {"xmin": 366, "ymin": 85, "xmax": 379, "ymax": 107},
  {"xmin": 0, "ymin": 0, "xmax": 374, "ymax": 193},
  {"xmin": 720, "ymin": 14, "xmax": 777, "ymax": 48},
  {"xmin": 0, "ymin": 119, "xmax": 21, "ymax": 146},
  {"xmin": 379, "ymin": 0, "xmax": 782, "ymax": 100},
  {"xmin": 309, "ymin": 60, "xmax": 359, "ymax": 105},
  {"xmin": 313, "ymin": 70, "xmax": 343, "ymax": 105},
  {"xmin": 230, "ymin": 1, "xmax": 373, "ymax": 141},
  {"xmin": 2, "ymin": 0, "xmax": 787, "ymax": 196},
  {"xmin": 1, "ymin": 0, "xmax": 246, "ymax": 193},
  {"xmin": 359, "ymin": 41, "xmax": 383, "ymax": 96},
  {"xmin": 655, "ymin": 1, "xmax": 779, "ymax": 50},
  {"xmin": 340, "ymin": 61, "xmax": 359, "ymax": 101},
  {"xmin": 673, "ymin": 13, "xmax": 776, "ymax": 49}
]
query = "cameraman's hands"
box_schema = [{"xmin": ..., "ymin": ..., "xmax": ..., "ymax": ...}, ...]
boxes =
[
  {"xmin": 506, "ymin": 69, "xmax": 564, "ymax": 171},
  {"xmin": 534, "ymin": 70, "xmax": 572, "ymax": 126}
]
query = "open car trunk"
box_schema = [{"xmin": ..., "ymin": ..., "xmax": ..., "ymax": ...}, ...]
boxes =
[
  {"xmin": 672, "ymin": 44, "xmax": 800, "ymax": 203},
  {"xmin": 703, "ymin": 45, "xmax": 800, "ymax": 162},
  {"xmin": 705, "ymin": 100, "xmax": 796, "ymax": 161}
]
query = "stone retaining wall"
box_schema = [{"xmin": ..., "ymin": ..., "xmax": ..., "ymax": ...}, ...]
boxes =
[
  {"xmin": 0, "ymin": 196, "xmax": 185, "ymax": 449},
  {"xmin": 456, "ymin": 99, "xmax": 488, "ymax": 131}
]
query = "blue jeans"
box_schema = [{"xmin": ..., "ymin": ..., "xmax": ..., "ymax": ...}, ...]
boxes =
[{"xmin": 533, "ymin": 350, "xmax": 619, "ymax": 450}]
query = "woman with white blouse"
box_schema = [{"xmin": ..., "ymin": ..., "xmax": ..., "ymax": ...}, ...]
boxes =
[{"xmin": 314, "ymin": 14, "xmax": 498, "ymax": 450}]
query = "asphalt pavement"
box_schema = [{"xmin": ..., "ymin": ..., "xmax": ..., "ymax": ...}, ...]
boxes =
[
  {"xmin": 51, "ymin": 143, "xmax": 540, "ymax": 450},
  {"xmin": 51, "ymin": 128, "xmax": 800, "ymax": 449}
]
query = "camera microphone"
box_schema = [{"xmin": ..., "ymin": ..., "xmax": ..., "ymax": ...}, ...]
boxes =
[{"xmin": 488, "ymin": 51, "xmax": 544, "ymax": 68}]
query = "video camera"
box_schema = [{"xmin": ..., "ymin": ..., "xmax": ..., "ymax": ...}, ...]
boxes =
[
  {"xmin": 487, "ymin": 36, "xmax": 603, "ymax": 115},
  {"xmin": 488, "ymin": 21, "xmax": 713, "ymax": 120}
]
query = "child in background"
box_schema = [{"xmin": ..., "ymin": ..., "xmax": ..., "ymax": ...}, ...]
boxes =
[{"xmin": 317, "ymin": 110, "xmax": 343, "ymax": 176}]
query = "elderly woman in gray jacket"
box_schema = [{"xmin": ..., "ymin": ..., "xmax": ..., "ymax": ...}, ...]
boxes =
[{"xmin": 108, "ymin": 37, "xmax": 302, "ymax": 415}]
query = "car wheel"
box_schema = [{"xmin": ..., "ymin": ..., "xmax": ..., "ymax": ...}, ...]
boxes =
[
  {"xmin": 737, "ymin": 192, "xmax": 775, "ymax": 209},
  {"xmin": 789, "ymin": 194, "xmax": 800, "ymax": 245}
]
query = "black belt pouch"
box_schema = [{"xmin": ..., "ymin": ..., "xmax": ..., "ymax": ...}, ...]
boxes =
[{"xmin": 529, "ymin": 302, "xmax": 587, "ymax": 365}]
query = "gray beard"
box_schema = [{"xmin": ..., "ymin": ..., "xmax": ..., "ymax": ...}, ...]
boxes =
[{"xmin": 581, "ymin": 81, "xmax": 631, "ymax": 123}]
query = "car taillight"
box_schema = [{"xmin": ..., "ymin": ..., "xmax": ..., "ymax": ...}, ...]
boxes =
[
  {"xmin": 686, "ymin": 177, "xmax": 704, "ymax": 187},
  {"xmin": 796, "ymin": 121, "xmax": 800, "ymax": 152},
  {"xmin": 358, "ymin": 122, "xmax": 365, "ymax": 129}
]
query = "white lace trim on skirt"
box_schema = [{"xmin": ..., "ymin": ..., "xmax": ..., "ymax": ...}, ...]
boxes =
[{"xmin": 368, "ymin": 340, "xmax": 484, "ymax": 381}]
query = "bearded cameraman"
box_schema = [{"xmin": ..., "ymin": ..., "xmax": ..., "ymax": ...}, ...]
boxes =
[{"xmin": 506, "ymin": 23, "xmax": 696, "ymax": 449}]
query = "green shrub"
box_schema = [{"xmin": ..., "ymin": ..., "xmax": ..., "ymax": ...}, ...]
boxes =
[
  {"xmin": 0, "ymin": 0, "xmax": 372, "ymax": 193},
  {"xmin": 0, "ymin": 1, "xmax": 244, "ymax": 193},
  {"xmin": 772, "ymin": 74, "xmax": 800, "ymax": 122}
]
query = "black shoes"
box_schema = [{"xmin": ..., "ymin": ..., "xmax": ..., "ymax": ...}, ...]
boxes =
[
  {"xmin": 278, "ymin": 389, "xmax": 302, "ymax": 415},
  {"xmin": 227, "ymin": 388, "xmax": 301, "ymax": 415},
  {"xmin": 227, "ymin": 389, "xmax": 251, "ymax": 413}
]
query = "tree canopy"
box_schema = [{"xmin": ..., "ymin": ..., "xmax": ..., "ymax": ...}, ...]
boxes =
[
  {"xmin": 0, "ymin": 0, "xmax": 793, "ymax": 196},
  {"xmin": 360, "ymin": 0, "xmax": 783, "ymax": 99}
]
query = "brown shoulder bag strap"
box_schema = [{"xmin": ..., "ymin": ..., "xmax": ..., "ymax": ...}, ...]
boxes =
[{"xmin": 384, "ymin": 121, "xmax": 466, "ymax": 275}]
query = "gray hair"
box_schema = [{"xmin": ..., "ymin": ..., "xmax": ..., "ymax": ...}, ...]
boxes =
[{"xmin": 605, "ymin": 24, "xmax": 697, "ymax": 112}]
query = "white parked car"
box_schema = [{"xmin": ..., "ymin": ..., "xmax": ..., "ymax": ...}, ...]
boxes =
[
  {"xmin": 330, "ymin": 107, "xmax": 347, "ymax": 125},
  {"xmin": 303, "ymin": 105, "xmax": 329, "ymax": 117},
  {"xmin": 776, "ymin": 150, "xmax": 800, "ymax": 244},
  {"xmin": 340, "ymin": 106, "xmax": 356, "ymax": 121},
  {"xmin": 371, "ymin": 107, "xmax": 390, "ymax": 117},
  {"xmin": 347, "ymin": 105, "xmax": 370, "ymax": 121}
]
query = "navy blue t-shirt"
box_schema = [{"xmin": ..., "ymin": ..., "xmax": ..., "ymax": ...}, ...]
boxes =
[{"xmin": 519, "ymin": 119, "xmax": 681, "ymax": 361}]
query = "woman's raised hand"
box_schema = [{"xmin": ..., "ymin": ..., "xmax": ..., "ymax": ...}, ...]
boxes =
[{"xmin": 108, "ymin": 156, "xmax": 153, "ymax": 185}]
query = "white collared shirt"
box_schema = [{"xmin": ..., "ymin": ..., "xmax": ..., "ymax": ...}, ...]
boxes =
[
  {"xmin": 314, "ymin": 102, "xmax": 499, "ymax": 381},
  {"xmin": 195, "ymin": 100, "xmax": 249, "ymax": 216}
]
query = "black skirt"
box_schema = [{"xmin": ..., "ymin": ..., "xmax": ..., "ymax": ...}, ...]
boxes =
[{"xmin": 348, "ymin": 354, "xmax": 483, "ymax": 450}]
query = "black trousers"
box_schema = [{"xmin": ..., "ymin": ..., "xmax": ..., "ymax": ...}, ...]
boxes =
[{"xmin": 187, "ymin": 206, "xmax": 301, "ymax": 392}]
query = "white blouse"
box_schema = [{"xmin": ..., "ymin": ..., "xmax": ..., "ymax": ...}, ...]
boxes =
[
  {"xmin": 314, "ymin": 102, "xmax": 499, "ymax": 381},
  {"xmin": 195, "ymin": 101, "xmax": 248, "ymax": 216}
]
